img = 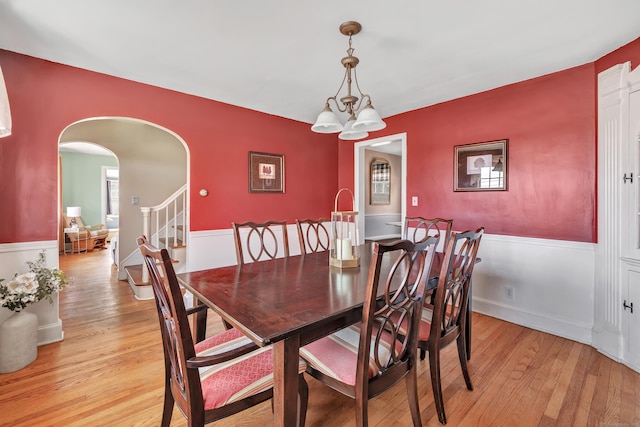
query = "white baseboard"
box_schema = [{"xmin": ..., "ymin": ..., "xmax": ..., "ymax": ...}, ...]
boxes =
[
  {"xmin": 37, "ymin": 319, "xmax": 64, "ymax": 346},
  {"xmin": 473, "ymin": 297, "xmax": 593, "ymax": 345}
]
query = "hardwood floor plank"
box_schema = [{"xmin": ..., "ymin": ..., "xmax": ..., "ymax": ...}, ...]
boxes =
[
  {"xmin": 543, "ymin": 341, "xmax": 582, "ymax": 420},
  {"xmin": 572, "ymin": 373, "xmax": 597, "ymax": 427},
  {"xmin": 1, "ymin": 249, "xmax": 639, "ymax": 426}
]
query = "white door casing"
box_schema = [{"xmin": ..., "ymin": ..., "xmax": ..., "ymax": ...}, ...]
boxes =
[{"xmin": 595, "ymin": 61, "xmax": 640, "ymax": 372}]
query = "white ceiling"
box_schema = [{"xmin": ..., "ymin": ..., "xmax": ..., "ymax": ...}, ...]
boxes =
[{"xmin": 1, "ymin": 1, "xmax": 639, "ymax": 128}]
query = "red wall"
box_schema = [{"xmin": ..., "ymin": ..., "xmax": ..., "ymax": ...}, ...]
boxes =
[
  {"xmin": 0, "ymin": 50, "xmax": 337, "ymax": 243},
  {"xmin": 2, "ymin": 36, "xmax": 638, "ymax": 245},
  {"xmin": 595, "ymin": 37, "xmax": 640, "ymax": 73},
  {"xmin": 341, "ymin": 64, "xmax": 597, "ymax": 242}
]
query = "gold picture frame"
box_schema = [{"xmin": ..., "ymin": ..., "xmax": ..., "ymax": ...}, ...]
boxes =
[{"xmin": 454, "ymin": 139, "xmax": 508, "ymax": 191}]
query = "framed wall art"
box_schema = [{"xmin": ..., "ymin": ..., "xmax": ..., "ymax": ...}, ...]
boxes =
[
  {"xmin": 454, "ymin": 139, "xmax": 508, "ymax": 192},
  {"xmin": 248, "ymin": 151, "xmax": 285, "ymax": 193}
]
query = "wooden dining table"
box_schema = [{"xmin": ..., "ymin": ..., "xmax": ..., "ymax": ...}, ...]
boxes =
[{"xmin": 176, "ymin": 243, "xmax": 475, "ymax": 427}]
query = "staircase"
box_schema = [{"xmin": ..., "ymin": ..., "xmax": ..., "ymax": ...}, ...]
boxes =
[{"xmin": 125, "ymin": 185, "xmax": 187, "ymax": 299}]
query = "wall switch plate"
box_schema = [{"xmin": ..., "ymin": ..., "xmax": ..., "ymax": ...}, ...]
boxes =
[
  {"xmin": 411, "ymin": 196, "xmax": 418, "ymax": 206},
  {"xmin": 131, "ymin": 196, "xmax": 139, "ymax": 205}
]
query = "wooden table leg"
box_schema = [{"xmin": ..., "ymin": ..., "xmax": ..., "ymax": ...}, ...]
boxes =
[
  {"xmin": 194, "ymin": 297, "xmax": 207, "ymax": 343},
  {"xmin": 273, "ymin": 335, "xmax": 301, "ymax": 427}
]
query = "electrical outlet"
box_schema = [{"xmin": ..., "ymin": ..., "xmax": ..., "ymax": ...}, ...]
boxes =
[
  {"xmin": 505, "ymin": 286, "xmax": 515, "ymax": 300},
  {"xmin": 411, "ymin": 196, "xmax": 418, "ymax": 206},
  {"xmin": 131, "ymin": 196, "xmax": 139, "ymax": 205}
]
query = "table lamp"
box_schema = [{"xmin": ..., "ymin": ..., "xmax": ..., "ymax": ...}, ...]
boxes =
[{"xmin": 66, "ymin": 206, "xmax": 81, "ymax": 229}]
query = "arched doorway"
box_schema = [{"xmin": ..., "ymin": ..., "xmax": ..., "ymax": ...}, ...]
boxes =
[{"xmin": 58, "ymin": 117, "xmax": 189, "ymax": 284}]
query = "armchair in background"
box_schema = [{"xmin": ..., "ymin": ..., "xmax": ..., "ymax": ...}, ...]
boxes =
[{"xmin": 62, "ymin": 214, "xmax": 109, "ymax": 252}]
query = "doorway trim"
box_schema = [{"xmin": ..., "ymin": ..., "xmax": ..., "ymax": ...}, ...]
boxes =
[{"xmin": 354, "ymin": 132, "xmax": 407, "ymax": 244}]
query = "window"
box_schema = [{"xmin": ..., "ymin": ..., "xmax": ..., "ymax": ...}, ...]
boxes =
[
  {"xmin": 105, "ymin": 168, "xmax": 119, "ymax": 214},
  {"xmin": 370, "ymin": 158, "xmax": 390, "ymax": 205}
]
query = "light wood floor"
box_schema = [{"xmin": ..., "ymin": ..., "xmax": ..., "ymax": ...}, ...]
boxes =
[{"xmin": 1, "ymin": 249, "xmax": 639, "ymax": 426}]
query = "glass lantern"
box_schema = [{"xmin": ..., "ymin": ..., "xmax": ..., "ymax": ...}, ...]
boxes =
[{"xmin": 330, "ymin": 188, "xmax": 360, "ymax": 269}]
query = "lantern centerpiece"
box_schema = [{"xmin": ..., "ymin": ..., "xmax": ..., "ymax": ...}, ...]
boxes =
[{"xmin": 330, "ymin": 188, "xmax": 360, "ymax": 269}]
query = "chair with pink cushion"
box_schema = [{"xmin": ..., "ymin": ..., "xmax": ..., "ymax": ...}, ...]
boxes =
[
  {"xmin": 418, "ymin": 227, "xmax": 484, "ymax": 424},
  {"xmin": 137, "ymin": 236, "xmax": 308, "ymax": 427},
  {"xmin": 300, "ymin": 237, "xmax": 439, "ymax": 427}
]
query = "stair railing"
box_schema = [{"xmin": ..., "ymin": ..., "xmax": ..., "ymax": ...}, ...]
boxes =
[{"xmin": 140, "ymin": 184, "xmax": 187, "ymax": 282}]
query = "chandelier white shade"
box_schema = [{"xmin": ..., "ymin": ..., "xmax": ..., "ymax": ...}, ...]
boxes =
[
  {"xmin": 339, "ymin": 115, "xmax": 368, "ymax": 140},
  {"xmin": 310, "ymin": 105, "xmax": 343, "ymax": 133},
  {"xmin": 351, "ymin": 102, "xmax": 386, "ymax": 131},
  {"xmin": 0, "ymin": 66, "xmax": 11, "ymax": 138},
  {"xmin": 311, "ymin": 21, "xmax": 386, "ymax": 141}
]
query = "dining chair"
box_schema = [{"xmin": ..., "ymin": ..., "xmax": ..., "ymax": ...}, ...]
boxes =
[
  {"xmin": 295, "ymin": 218, "xmax": 330, "ymax": 254},
  {"xmin": 418, "ymin": 227, "xmax": 484, "ymax": 424},
  {"xmin": 403, "ymin": 217, "xmax": 453, "ymax": 251},
  {"xmin": 136, "ymin": 236, "xmax": 308, "ymax": 427},
  {"xmin": 232, "ymin": 220, "xmax": 290, "ymax": 265},
  {"xmin": 300, "ymin": 236, "xmax": 439, "ymax": 427}
]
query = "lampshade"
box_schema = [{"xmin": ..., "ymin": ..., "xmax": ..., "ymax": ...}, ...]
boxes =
[
  {"xmin": 339, "ymin": 116, "xmax": 369, "ymax": 141},
  {"xmin": 311, "ymin": 105, "xmax": 344, "ymax": 133},
  {"xmin": 0, "ymin": 65, "xmax": 11, "ymax": 138},
  {"xmin": 66, "ymin": 206, "xmax": 81, "ymax": 218},
  {"xmin": 352, "ymin": 103, "xmax": 386, "ymax": 132}
]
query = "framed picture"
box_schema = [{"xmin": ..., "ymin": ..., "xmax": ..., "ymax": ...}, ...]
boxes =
[
  {"xmin": 249, "ymin": 151, "xmax": 285, "ymax": 193},
  {"xmin": 454, "ymin": 139, "xmax": 508, "ymax": 191}
]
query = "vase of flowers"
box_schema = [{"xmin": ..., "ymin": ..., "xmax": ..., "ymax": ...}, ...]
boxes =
[{"xmin": 0, "ymin": 251, "xmax": 68, "ymax": 373}]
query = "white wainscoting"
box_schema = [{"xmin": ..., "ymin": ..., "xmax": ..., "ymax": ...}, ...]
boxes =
[
  {"xmin": 472, "ymin": 234, "xmax": 595, "ymax": 345},
  {"xmin": 0, "ymin": 241, "xmax": 64, "ymax": 345},
  {"xmin": 0, "ymin": 232, "xmax": 597, "ymax": 353},
  {"xmin": 188, "ymin": 229, "xmax": 597, "ymax": 347}
]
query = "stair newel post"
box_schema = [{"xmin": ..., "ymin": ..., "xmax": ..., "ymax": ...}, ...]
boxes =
[{"xmin": 140, "ymin": 207, "xmax": 151, "ymax": 283}]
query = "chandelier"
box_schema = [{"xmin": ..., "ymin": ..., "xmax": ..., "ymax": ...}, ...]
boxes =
[{"xmin": 311, "ymin": 21, "xmax": 386, "ymax": 140}]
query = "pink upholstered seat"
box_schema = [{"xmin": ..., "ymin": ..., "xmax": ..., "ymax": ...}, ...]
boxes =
[
  {"xmin": 300, "ymin": 324, "xmax": 394, "ymax": 386},
  {"xmin": 194, "ymin": 328, "xmax": 307, "ymax": 410}
]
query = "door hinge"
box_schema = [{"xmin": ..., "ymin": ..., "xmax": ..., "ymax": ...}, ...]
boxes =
[
  {"xmin": 624, "ymin": 173, "xmax": 634, "ymax": 183},
  {"xmin": 624, "ymin": 300, "xmax": 634, "ymax": 313}
]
